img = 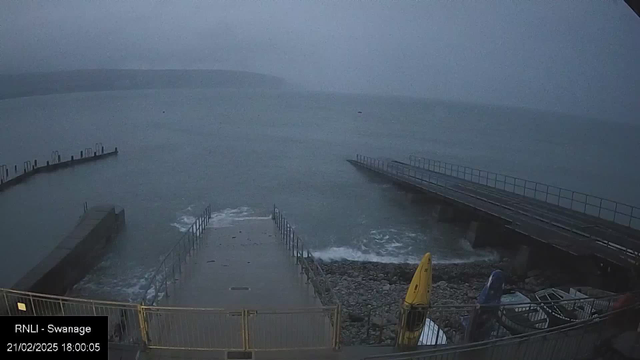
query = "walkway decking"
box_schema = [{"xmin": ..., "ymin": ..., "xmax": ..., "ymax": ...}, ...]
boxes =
[
  {"xmin": 145, "ymin": 218, "xmax": 333, "ymax": 352},
  {"xmin": 350, "ymin": 156, "xmax": 640, "ymax": 270},
  {"xmin": 167, "ymin": 219, "xmax": 320, "ymax": 308}
]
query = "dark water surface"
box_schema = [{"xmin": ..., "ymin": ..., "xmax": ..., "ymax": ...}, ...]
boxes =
[{"xmin": 1, "ymin": 89, "xmax": 638, "ymax": 301}]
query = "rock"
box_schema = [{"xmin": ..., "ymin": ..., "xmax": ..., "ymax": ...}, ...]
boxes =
[
  {"xmin": 436, "ymin": 281, "xmax": 447, "ymax": 287},
  {"xmin": 382, "ymin": 284, "xmax": 391, "ymax": 291},
  {"xmin": 370, "ymin": 316, "xmax": 384, "ymax": 328},
  {"xmin": 348, "ymin": 313, "xmax": 365, "ymax": 322},
  {"xmin": 467, "ymin": 291, "xmax": 476, "ymax": 298},
  {"xmin": 527, "ymin": 269, "xmax": 542, "ymax": 277}
]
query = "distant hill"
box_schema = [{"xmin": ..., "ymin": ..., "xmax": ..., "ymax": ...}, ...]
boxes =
[{"xmin": 0, "ymin": 69, "xmax": 290, "ymax": 100}]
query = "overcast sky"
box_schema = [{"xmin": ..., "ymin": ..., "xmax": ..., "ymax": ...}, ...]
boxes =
[{"xmin": 1, "ymin": 1, "xmax": 638, "ymax": 121}]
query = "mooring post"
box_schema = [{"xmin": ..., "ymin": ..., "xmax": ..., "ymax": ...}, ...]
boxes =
[{"xmin": 80, "ymin": 151, "xmax": 83, "ymax": 158}]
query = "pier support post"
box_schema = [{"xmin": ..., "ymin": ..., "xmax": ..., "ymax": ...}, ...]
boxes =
[
  {"xmin": 434, "ymin": 204, "xmax": 456, "ymax": 222},
  {"xmin": 465, "ymin": 221, "xmax": 504, "ymax": 248},
  {"xmin": 512, "ymin": 245, "xmax": 531, "ymax": 277}
]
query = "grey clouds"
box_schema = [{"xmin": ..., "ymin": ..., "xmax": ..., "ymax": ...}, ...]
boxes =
[{"xmin": 1, "ymin": 1, "xmax": 638, "ymax": 122}]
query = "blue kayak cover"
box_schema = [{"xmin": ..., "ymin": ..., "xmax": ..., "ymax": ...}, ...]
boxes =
[{"xmin": 477, "ymin": 270, "xmax": 504, "ymax": 305}]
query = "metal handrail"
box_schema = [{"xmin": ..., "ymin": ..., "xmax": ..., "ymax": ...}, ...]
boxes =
[
  {"xmin": 272, "ymin": 205, "xmax": 342, "ymax": 349},
  {"xmin": 363, "ymin": 302, "xmax": 640, "ymax": 359},
  {"xmin": 408, "ymin": 155, "xmax": 640, "ymax": 229},
  {"xmin": 95, "ymin": 142, "xmax": 104, "ymax": 155},
  {"xmin": 1, "ymin": 286, "xmax": 338, "ymax": 351},
  {"xmin": 354, "ymin": 154, "xmax": 640, "ymax": 259},
  {"xmin": 140, "ymin": 205, "xmax": 211, "ymax": 306},
  {"xmin": 84, "ymin": 147, "xmax": 94, "ymax": 158},
  {"xmin": 272, "ymin": 205, "xmax": 340, "ymax": 307},
  {"xmin": 23, "ymin": 160, "xmax": 32, "ymax": 173},
  {"xmin": 50, "ymin": 151, "xmax": 60, "ymax": 164},
  {"xmin": 361, "ymin": 288, "xmax": 627, "ymax": 345}
]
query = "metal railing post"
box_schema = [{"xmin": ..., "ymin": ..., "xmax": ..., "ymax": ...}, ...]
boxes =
[
  {"xmin": 242, "ymin": 309, "xmax": 249, "ymax": 351},
  {"xmin": 29, "ymin": 294, "xmax": 36, "ymax": 315},
  {"xmin": 164, "ymin": 262, "xmax": 169, "ymax": 298},
  {"xmin": 3, "ymin": 290, "xmax": 11, "ymax": 315},
  {"xmin": 137, "ymin": 305, "xmax": 149, "ymax": 348},
  {"xmin": 334, "ymin": 304, "xmax": 342, "ymax": 349}
]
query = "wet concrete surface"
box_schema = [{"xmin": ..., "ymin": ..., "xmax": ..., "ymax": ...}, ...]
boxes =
[
  {"xmin": 143, "ymin": 218, "xmax": 333, "ymax": 352},
  {"xmin": 165, "ymin": 218, "xmax": 320, "ymax": 309}
]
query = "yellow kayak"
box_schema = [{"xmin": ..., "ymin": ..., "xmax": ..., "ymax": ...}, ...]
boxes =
[{"xmin": 396, "ymin": 252, "xmax": 432, "ymax": 349}]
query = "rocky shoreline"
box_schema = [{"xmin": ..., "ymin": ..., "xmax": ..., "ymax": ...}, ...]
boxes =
[{"xmin": 316, "ymin": 258, "xmax": 572, "ymax": 345}]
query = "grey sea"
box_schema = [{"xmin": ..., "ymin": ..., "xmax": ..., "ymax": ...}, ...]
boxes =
[{"xmin": 1, "ymin": 89, "xmax": 639, "ymax": 301}]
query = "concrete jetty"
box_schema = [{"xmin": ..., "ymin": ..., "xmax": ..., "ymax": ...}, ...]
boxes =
[{"xmin": 0, "ymin": 145, "xmax": 118, "ymax": 192}]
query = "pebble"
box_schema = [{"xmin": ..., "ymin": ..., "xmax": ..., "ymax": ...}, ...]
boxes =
[{"xmin": 310, "ymin": 258, "xmax": 563, "ymax": 346}]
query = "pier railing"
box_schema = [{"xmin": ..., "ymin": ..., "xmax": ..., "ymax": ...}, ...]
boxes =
[
  {"xmin": 1, "ymin": 288, "xmax": 144, "ymax": 345},
  {"xmin": 272, "ymin": 205, "xmax": 341, "ymax": 307},
  {"xmin": 361, "ymin": 290, "xmax": 625, "ymax": 347},
  {"xmin": 363, "ymin": 301, "xmax": 640, "ymax": 360},
  {"xmin": 1, "ymin": 205, "xmax": 345, "ymax": 352},
  {"xmin": 0, "ymin": 285, "xmax": 630, "ymax": 354},
  {"xmin": 141, "ymin": 205, "xmax": 211, "ymax": 306},
  {"xmin": 355, "ymin": 154, "xmax": 640, "ymax": 260},
  {"xmin": 272, "ymin": 205, "xmax": 342, "ymax": 348},
  {"xmin": 0, "ymin": 144, "xmax": 119, "ymax": 191},
  {"xmin": 407, "ymin": 155, "xmax": 640, "ymax": 230},
  {"xmin": 0, "ymin": 286, "xmax": 340, "ymax": 351}
]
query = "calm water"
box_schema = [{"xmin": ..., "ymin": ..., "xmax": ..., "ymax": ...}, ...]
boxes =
[{"xmin": 1, "ymin": 89, "xmax": 639, "ymax": 301}]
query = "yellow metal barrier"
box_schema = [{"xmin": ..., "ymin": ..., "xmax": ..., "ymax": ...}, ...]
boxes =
[{"xmin": 1, "ymin": 288, "xmax": 340, "ymax": 351}]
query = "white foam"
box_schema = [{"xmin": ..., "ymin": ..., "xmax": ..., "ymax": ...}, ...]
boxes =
[
  {"xmin": 313, "ymin": 246, "xmax": 422, "ymax": 264},
  {"xmin": 170, "ymin": 215, "xmax": 197, "ymax": 232},
  {"xmin": 209, "ymin": 207, "xmax": 271, "ymax": 228},
  {"xmin": 70, "ymin": 258, "xmax": 157, "ymax": 303},
  {"xmin": 313, "ymin": 246, "xmax": 499, "ymax": 264},
  {"xmin": 171, "ymin": 206, "xmax": 271, "ymax": 232}
]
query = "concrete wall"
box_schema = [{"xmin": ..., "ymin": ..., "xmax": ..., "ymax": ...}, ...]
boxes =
[{"xmin": 12, "ymin": 205, "xmax": 125, "ymax": 296}]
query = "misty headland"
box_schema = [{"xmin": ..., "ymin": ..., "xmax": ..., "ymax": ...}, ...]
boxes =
[{"xmin": 0, "ymin": 69, "xmax": 292, "ymax": 100}]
